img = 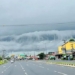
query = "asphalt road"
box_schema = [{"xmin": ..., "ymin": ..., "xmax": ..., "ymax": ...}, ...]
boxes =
[{"xmin": 0, "ymin": 60, "xmax": 75, "ymax": 75}]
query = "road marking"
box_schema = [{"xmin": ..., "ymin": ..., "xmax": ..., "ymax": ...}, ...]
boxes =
[
  {"xmin": 25, "ymin": 72, "xmax": 28, "ymax": 75},
  {"xmin": 54, "ymin": 71, "xmax": 67, "ymax": 75},
  {"xmin": 1, "ymin": 64, "xmax": 12, "ymax": 73},
  {"xmin": 23, "ymin": 70, "xmax": 25, "ymax": 71},
  {"xmin": 19, "ymin": 63, "xmax": 28, "ymax": 75}
]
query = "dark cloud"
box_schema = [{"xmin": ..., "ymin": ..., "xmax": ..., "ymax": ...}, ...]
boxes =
[
  {"xmin": 0, "ymin": 30, "xmax": 74, "ymax": 52},
  {"xmin": 0, "ymin": 0, "xmax": 75, "ymax": 53},
  {"xmin": 0, "ymin": 0, "xmax": 75, "ymax": 25},
  {"xmin": 0, "ymin": 22, "xmax": 75, "ymax": 36}
]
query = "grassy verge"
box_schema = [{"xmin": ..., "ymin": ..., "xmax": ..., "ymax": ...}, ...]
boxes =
[{"xmin": 0, "ymin": 59, "xmax": 7, "ymax": 65}]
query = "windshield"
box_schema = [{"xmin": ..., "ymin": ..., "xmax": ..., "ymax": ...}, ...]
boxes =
[{"xmin": 0, "ymin": 0, "xmax": 75, "ymax": 75}]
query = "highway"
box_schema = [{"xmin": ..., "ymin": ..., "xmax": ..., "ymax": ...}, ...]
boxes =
[{"xmin": 0, "ymin": 60, "xmax": 75, "ymax": 75}]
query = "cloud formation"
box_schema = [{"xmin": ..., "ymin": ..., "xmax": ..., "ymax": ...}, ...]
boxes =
[
  {"xmin": 0, "ymin": 0, "xmax": 75, "ymax": 54},
  {"xmin": 0, "ymin": 30, "xmax": 75, "ymax": 52}
]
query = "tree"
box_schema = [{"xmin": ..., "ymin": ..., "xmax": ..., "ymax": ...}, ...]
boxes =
[
  {"xmin": 69, "ymin": 38, "xmax": 75, "ymax": 41},
  {"xmin": 38, "ymin": 53, "xmax": 46, "ymax": 59},
  {"xmin": 5, "ymin": 57, "xmax": 11, "ymax": 60},
  {"xmin": 0, "ymin": 57, "xmax": 2, "ymax": 60}
]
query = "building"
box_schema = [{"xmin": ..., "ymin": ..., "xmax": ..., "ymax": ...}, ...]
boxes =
[
  {"xmin": 58, "ymin": 46, "xmax": 63, "ymax": 54},
  {"xmin": 57, "ymin": 41, "xmax": 75, "ymax": 58}
]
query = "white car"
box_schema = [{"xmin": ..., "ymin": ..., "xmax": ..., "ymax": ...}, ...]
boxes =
[{"xmin": 11, "ymin": 60, "xmax": 14, "ymax": 63}]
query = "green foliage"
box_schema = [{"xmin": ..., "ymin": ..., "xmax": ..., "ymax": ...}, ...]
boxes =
[
  {"xmin": 38, "ymin": 53, "xmax": 46, "ymax": 59},
  {"xmin": 69, "ymin": 38, "xmax": 75, "ymax": 41},
  {"xmin": 0, "ymin": 59, "xmax": 7, "ymax": 65},
  {"xmin": 0, "ymin": 57, "xmax": 2, "ymax": 60},
  {"xmin": 5, "ymin": 57, "xmax": 11, "ymax": 60}
]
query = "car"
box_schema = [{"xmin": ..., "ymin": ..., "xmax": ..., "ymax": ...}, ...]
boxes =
[
  {"xmin": 49, "ymin": 55, "xmax": 56, "ymax": 60},
  {"xmin": 11, "ymin": 60, "xmax": 14, "ymax": 63}
]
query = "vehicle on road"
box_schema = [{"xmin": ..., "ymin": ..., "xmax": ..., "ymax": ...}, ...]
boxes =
[
  {"xmin": 11, "ymin": 60, "xmax": 14, "ymax": 63},
  {"xmin": 61, "ymin": 54, "xmax": 73, "ymax": 60},
  {"xmin": 49, "ymin": 55, "xmax": 56, "ymax": 60}
]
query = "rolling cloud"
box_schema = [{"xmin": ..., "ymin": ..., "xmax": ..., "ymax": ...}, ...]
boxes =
[
  {"xmin": 0, "ymin": 30, "xmax": 75, "ymax": 52},
  {"xmin": 0, "ymin": 0, "xmax": 75, "ymax": 55}
]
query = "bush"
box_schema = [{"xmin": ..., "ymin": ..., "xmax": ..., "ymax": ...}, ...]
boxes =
[
  {"xmin": 5, "ymin": 57, "xmax": 11, "ymax": 60},
  {"xmin": 73, "ymin": 58, "xmax": 75, "ymax": 60},
  {"xmin": 61, "ymin": 57, "xmax": 63, "ymax": 60},
  {"xmin": 38, "ymin": 53, "xmax": 46, "ymax": 59},
  {"xmin": 0, "ymin": 57, "xmax": 2, "ymax": 60}
]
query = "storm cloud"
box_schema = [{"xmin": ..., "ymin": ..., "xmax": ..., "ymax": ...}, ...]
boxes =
[
  {"xmin": 0, "ymin": 0, "xmax": 75, "ymax": 53},
  {"xmin": 0, "ymin": 30, "xmax": 75, "ymax": 52},
  {"xmin": 0, "ymin": 0, "xmax": 75, "ymax": 25}
]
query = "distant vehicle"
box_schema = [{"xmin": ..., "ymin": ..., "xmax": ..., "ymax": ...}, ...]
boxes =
[
  {"xmin": 11, "ymin": 60, "xmax": 14, "ymax": 63},
  {"xmin": 49, "ymin": 55, "xmax": 56, "ymax": 60},
  {"xmin": 61, "ymin": 54, "xmax": 73, "ymax": 60}
]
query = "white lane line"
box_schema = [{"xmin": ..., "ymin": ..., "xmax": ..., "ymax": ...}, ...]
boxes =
[
  {"xmin": 22, "ymin": 68, "xmax": 24, "ymax": 70},
  {"xmin": 1, "ymin": 65, "xmax": 12, "ymax": 73},
  {"xmin": 23, "ymin": 70, "xmax": 25, "ymax": 71},
  {"xmin": 19, "ymin": 63, "xmax": 28, "ymax": 75},
  {"xmin": 54, "ymin": 71, "xmax": 67, "ymax": 75},
  {"xmin": 25, "ymin": 72, "xmax": 28, "ymax": 75}
]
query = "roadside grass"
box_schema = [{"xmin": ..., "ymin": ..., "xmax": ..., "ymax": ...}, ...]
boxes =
[{"xmin": 0, "ymin": 59, "xmax": 7, "ymax": 65}]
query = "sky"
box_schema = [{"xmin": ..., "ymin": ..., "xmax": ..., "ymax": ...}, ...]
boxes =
[
  {"xmin": 0, "ymin": 0, "xmax": 75, "ymax": 55},
  {"xmin": 0, "ymin": 0, "xmax": 75, "ymax": 25}
]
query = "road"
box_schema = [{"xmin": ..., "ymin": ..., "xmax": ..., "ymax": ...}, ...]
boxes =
[{"xmin": 0, "ymin": 60, "xmax": 75, "ymax": 75}]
